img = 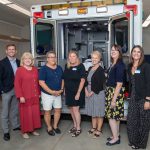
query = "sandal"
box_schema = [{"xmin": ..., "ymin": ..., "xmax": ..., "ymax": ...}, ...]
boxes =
[
  {"xmin": 88, "ymin": 128, "xmax": 96, "ymax": 135},
  {"xmin": 93, "ymin": 130, "xmax": 102, "ymax": 138},
  {"xmin": 72, "ymin": 130, "xmax": 81, "ymax": 137},
  {"xmin": 68, "ymin": 127, "xmax": 76, "ymax": 133}
]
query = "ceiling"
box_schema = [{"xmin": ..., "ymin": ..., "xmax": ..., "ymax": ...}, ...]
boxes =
[{"xmin": 0, "ymin": 0, "xmax": 149, "ymax": 27}]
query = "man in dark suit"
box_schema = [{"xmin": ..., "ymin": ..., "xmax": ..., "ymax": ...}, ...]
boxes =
[{"xmin": 0, "ymin": 44, "xmax": 20, "ymax": 141}]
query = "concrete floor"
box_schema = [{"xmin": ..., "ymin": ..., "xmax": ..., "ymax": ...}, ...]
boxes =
[{"xmin": 0, "ymin": 100, "xmax": 150, "ymax": 150}]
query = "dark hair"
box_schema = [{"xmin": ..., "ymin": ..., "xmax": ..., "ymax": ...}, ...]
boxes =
[
  {"xmin": 6, "ymin": 44, "xmax": 16, "ymax": 50},
  {"xmin": 111, "ymin": 44, "xmax": 122, "ymax": 63},
  {"xmin": 130, "ymin": 45, "xmax": 144, "ymax": 67}
]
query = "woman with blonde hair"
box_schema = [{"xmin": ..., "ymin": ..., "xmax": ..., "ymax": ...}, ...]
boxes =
[
  {"xmin": 85, "ymin": 51, "xmax": 105, "ymax": 138},
  {"xmin": 63, "ymin": 50, "xmax": 86, "ymax": 137},
  {"xmin": 14, "ymin": 52, "xmax": 41, "ymax": 139}
]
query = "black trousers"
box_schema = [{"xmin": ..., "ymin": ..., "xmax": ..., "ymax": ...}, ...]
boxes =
[{"xmin": 127, "ymin": 98, "xmax": 150, "ymax": 148}]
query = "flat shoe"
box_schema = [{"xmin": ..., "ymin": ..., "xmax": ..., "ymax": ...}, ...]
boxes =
[
  {"xmin": 131, "ymin": 145, "xmax": 140, "ymax": 149},
  {"xmin": 47, "ymin": 129, "xmax": 55, "ymax": 136},
  {"xmin": 32, "ymin": 131, "xmax": 40, "ymax": 136},
  {"xmin": 106, "ymin": 139, "xmax": 120, "ymax": 146},
  {"xmin": 107, "ymin": 135, "xmax": 121, "ymax": 141},
  {"xmin": 53, "ymin": 128, "xmax": 61, "ymax": 134},
  {"xmin": 22, "ymin": 133, "xmax": 29, "ymax": 139}
]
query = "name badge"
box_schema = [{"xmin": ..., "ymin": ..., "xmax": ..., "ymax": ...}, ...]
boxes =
[
  {"xmin": 135, "ymin": 69, "xmax": 141, "ymax": 74},
  {"xmin": 72, "ymin": 67, "xmax": 77, "ymax": 71}
]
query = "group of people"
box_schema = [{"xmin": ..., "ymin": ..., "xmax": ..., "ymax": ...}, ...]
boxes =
[{"xmin": 0, "ymin": 44, "xmax": 150, "ymax": 149}]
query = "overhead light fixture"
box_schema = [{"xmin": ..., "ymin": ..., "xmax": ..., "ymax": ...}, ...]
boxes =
[
  {"xmin": 0, "ymin": 0, "xmax": 30, "ymax": 16},
  {"xmin": 142, "ymin": 15, "xmax": 150, "ymax": 28},
  {"xmin": 58, "ymin": 8, "xmax": 68, "ymax": 16},
  {"xmin": 82, "ymin": 23, "xmax": 87, "ymax": 27},
  {"xmin": 96, "ymin": 6, "xmax": 107, "ymax": 13},
  {"xmin": 10, "ymin": 35, "xmax": 22, "ymax": 40},
  {"xmin": 0, "ymin": 0, "xmax": 12, "ymax": 4},
  {"xmin": 7, "ymin": 3, "xmax": 30, "ymax": 16}
]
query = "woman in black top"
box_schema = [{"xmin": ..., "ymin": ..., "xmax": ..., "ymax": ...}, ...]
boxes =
[
  {"xmin": 85, "ymin": 51, "xmax": 105, "ymax": 138},
  {"xmin": 63, "ymin": 50, "xmax": 86, "ymax": 137},
  {"xmin": 127, "ymin": 45, "xmax": 150, "ymax": 149},
  {"xmin": 105, "ymin": 44, "xmax": 126, "ymax": 146}
]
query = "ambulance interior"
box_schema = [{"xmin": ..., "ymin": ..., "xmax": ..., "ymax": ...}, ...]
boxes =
[{"xmin": 35, "ymin": 17, "xmax": 129, "ymax": 69}]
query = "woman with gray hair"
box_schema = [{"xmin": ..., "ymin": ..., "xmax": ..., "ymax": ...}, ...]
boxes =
[
  {"xmin": 14, "ymin": 52, "xmax": 41, "ymax": 139},
  {"xmin": 85, "ymin": 51, "xmax": 105, "ymax": 138}
]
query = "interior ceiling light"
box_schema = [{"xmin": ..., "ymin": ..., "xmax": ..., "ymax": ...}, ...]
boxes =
[
  {"xmin": 0, "ymin": 0, "xmax": 11, "ymax": 4},
  {"xmin": 142, "ymin": 14, "xmax": 150, "ymax": 28},
  {"xmin": 82, "ymin": 23, "xmax": 87, "ymax": 27},
  {"xmin": 0, "ymin": 0, "xmax": 30, "ymax": 16}
]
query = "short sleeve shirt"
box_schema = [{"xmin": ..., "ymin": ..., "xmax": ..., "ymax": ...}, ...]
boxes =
[
  {"xmin": 106, "ymin": 60, "xmax": 126, "ymax": 87},
  {"xmin": 39, "ymin": 65, "xmax": 63, "ymax": 95},
  {"xmin": 63, "ymin": 63, "xmax": 86, "ymax": 93}
]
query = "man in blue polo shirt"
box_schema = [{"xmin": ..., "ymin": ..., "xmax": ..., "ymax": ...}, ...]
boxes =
[{"xmin": 39, "ymin": 51, "xmax": 64, "ymax": 136}]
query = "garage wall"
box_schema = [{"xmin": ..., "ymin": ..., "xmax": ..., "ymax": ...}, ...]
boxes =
[{"xmin": 0, "ymin": 22, "xmax": 30, "ymax": 60}]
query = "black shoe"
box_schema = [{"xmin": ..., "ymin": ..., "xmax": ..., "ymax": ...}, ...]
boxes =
[
  {"xmin": 47, "ymin": 129, "xmax": 55, "ymax": 136},
  {"xmin": 53, "ymin": 128, "xmax": 61, "ymax": 134},
  {"xmin": 106, "ymin": 139, "xmax": 120, "ymax": 146},
  {"xmin": 13, "ymin": 127, "xmax": 21, "ymax": 131},
  {"xmin": 3, "ymin": 133, "xmax": 10, "ymax": 141},
  {"xmin": 131, "ymin": 145, "xmax": 140, "ymax": 149},
  {"xmin": 107, "ymin": 135, "xmax": 121, "ymax": 141}
]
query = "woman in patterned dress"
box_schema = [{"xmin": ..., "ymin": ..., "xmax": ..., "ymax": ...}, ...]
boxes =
[
  {"xmin": 127, "ymin": 45, "xmax": 150, "ymax": 149},
  {"xmin": 105, "ymin": 44, "xmax": 126, "ymax": 146},
  {"xmin": 85, "ymin": 51, "xmax": 105, "ymax": 138}
]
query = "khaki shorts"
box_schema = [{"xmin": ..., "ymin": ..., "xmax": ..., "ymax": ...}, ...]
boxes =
[{"xmin": 41, "ymin": 92, "xmax": 62, "ymax": 111}]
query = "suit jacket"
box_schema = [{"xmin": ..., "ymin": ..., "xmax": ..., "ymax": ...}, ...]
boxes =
[
  {"xmin": 128, "ymin": 62, "xmax": 150, "ymax": 100},
  {"xmin": 0, "ymin": 57, "xmax": 20, "ymax": 94}
]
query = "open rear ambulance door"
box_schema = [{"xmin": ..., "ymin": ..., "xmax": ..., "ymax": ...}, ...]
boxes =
[
  {"xmin": 31, "ymin": 19, "xmax": 57, "ymax": 67},
  {"xmin": 108, "ymin": 11, "xmax": 134, "ymax": 66}
]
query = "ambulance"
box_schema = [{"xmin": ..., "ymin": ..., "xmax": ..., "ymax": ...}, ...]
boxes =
[{"xmin": 30, "ymin": 0, "xmax": 142, "ymax": 117}]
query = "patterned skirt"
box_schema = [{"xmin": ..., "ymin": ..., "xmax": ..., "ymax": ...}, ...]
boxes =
[{"xmin": 105, "ymin": 86, "xmax": 125, "ymax": 120}]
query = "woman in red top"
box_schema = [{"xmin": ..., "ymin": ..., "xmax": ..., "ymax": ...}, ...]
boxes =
[{"xmin": 14, "ymin": 52, "xmax": 41, "ymax": 139}]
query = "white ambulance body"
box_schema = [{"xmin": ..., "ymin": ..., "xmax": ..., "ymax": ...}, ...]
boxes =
[{"xmin": 30, "ymin": 0, "xmax": 142, "ymax": 116}]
